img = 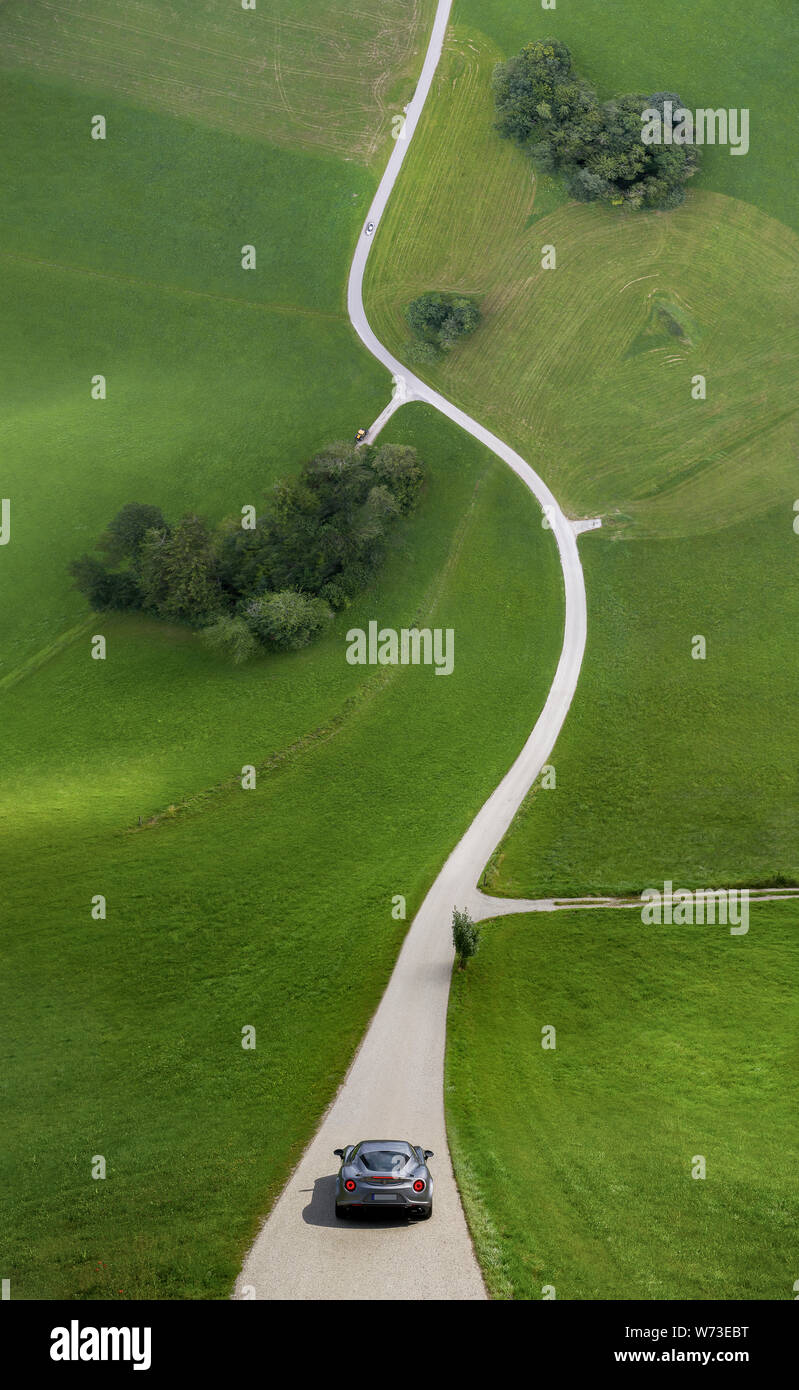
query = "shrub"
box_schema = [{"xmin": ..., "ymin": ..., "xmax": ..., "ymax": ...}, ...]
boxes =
[
  {"xmin": 68, "ymin": 555, "xmax": 141, "ymax": 611},
  {"xmin": 202, "ymin": 615, "xmax": 258, "ymax": 665},
  {"xmin": 405, "ymin": 338, "xmax": 441, "ymax": 365},
  {"xmin": 244, "ymin": 590, "xmax": 333, "ymax": 651}
]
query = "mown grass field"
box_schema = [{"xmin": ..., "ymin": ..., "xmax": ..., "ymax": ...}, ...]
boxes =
[
  {"xmin": 0, "ymin": 2, "xmax": 568, "ymax": 1299},
  {"xmin": 0, "ymin": 71, "xmax": 388, "ymax": 676},
  {"xmin": 0, "ymin": 0, "xmax": 434, "ymax": 164},
  {"xmin": 446, "ymin": 902, "xmax": 799, "ymax": 1300},
  {"xmin": 2, "ymin": 408, "xmax": 563, "ymax": 1299},
  {"xmin": 487, "ymin": 507, "xmax": 799, "ymax": 899},
  {"xmin": 455, "ymin": 0, "xmax": 799, "ymax": 234},
  {"xmin": 354, "ymin": 4, "xmax": 799, "ymax": 1300},
  {"xmin": 364, "ymin": 7, "xmax": 799, "ymax": 896},
  {"xmin": 364, "ymin": 29, "xmax": 799, "ymax": 537}
]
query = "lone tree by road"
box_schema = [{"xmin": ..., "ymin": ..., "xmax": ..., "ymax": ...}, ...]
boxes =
[{"xmin": 452, "ymin": 907, "xmax": 482, "ymax": 970}]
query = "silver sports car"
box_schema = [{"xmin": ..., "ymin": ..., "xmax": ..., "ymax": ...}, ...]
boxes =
[{"xmin": 334, "ymin": 1140, "xmax": 434, "ymax": 1219}]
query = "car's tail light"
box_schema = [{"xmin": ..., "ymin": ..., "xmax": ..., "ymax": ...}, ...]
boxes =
[
  {"xmin": 345, "ymin": 1179, "xmax": 356, "ymax": 1192},
  {"xmin": 413, "ymin": 1179, "xmax": 425, "ymax": 1192}
]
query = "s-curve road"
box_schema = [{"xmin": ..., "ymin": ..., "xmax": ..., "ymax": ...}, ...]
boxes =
[{"xmin": 236, "ymin": 0, "xmax": 596, "ymax": 1301}]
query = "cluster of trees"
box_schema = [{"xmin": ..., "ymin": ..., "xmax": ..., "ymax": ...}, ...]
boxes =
[
  {"xmin": 69, "ymin": 441, "xmax": 425, "ymax": 661},
  {"xmin": 404, "ymin": 291, "xmax": 481, "ymax": 363},
  {"xmin": 493, "ymin": 39, "xmax": 699, "ymax": 210}
]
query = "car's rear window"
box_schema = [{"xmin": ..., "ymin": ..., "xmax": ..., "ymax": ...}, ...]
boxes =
[{"xmin": 358, "ymin": 1149, "xmax": 411, "ymax": 1173}]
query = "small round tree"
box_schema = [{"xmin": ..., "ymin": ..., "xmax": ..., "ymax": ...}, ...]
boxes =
[
  {"xmin": 452, "ymin": 907, "xmax": 482, "ymax": 970},
  {"xmin": 369, "ymin": 444, "xmax": 425, "ymax": 514},
  {"xmin": 99, "ymin": 502, "xmax": 169, "ymax": 561},
  {"xmin": 244, "ymin": 589, "xmax": 333, "ymax": 650}
]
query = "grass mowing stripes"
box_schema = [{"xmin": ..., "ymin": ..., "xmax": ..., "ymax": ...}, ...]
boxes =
[
  {"xmin": 454, "ymin": 0, "xmax": 799, "ymax": 236},
  {"xmin": 0, "ymin": 0, "xmax": 435, "ymax": 164},
  {"xmin": 364, "ymin": 28, "xmax": 799, "ymax": 538}
]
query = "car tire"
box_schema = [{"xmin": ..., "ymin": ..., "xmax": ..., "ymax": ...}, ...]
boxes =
[
  {"xmin": 335, "ymin": 1204, "xmax": 349, "ymax": 1219},
  {"xmin": 419, "ymin": 1204, "xmax": 433, "ymax": 1220}
]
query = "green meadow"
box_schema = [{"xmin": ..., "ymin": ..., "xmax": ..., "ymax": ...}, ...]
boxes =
[
  {"xmin": 2, "ymin": 407, "xmax": 563, "ymax": 1300},
  {"xmin": 0, "ymin": 3, "xmax": 566, "ymax": 1298},
  {"xmin": 1, "ymin": 404, "xmax": 562, "ymax": 845},
  {"xmin": 0, "ymin": 0, "xmax": 434, "ymax": 164},
  {"xmin": 487, "ymin": 507, "xmax": 799, "ymax": 899},
  {"xmin": 363, "ymin": 2, "xmax": 799, "ymax": 889},
  {"xmin": 353, "ymin": 1, "xmax": 799, "ymax": 1299},
  {"xmin": 364, "ymin": 28, "xmax": 799, "ymax": 537},
  {"xmin": 3, "ymin": 0, "xmax": 796, "ymax": 1305},
  {"xmin": 455, "ymin": 0, "xmax": 799, "ymax": 233},
  {"xmin": 0, "ymin": 72, "xmax": 386, "ymax": 675},
  {"xmin": 446, "ymin": 901, "xmax": 799, "ymax": 1300}
]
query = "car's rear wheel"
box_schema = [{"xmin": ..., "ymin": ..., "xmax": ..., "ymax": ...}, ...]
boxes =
[
  {"xmin": 418, "ymin": 1203, "xmax": 433, "ymax": 1220},
  {"xmin": 335, "ymin": 1204, "xmax": 349, "ymax": 1220}
]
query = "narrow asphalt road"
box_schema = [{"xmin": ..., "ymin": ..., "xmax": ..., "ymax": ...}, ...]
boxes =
[{"xmin": 236, "ymin": 0, "xmax": 595, "ymax": 1301}]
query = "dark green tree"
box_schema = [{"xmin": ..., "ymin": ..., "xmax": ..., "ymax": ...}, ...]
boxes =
[
  {"xmin": 68, "ymin": 555, "xmax": 141, "ymax": 611},
  {"xmin": 452, "ymin": 907, "xmax": 482, "ymax": 971},
  {"xmin": 405, "ymin": 292, "xmax": 481, "ymax": 356},
  {"xmin": 139, "ymin": 516, "xmax": 223, "ymax": 626},
  {"xmin": 493, "ymin": 40, "xmax": 698, "ymax": 210},
  {"xmin": 492, "ymin": 39, "xmax": 582, "ymax": 146},
  {"xmin": 369, "ymin": 444, "xmax": 425, "ymax": 513},
  {"xmin": 99, "ymin": 502, "xmax": 168, "ymax": 563}
]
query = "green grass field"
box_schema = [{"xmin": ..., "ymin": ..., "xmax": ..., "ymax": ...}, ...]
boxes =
[
  {"xmin": 486, "ymin": 507, "xmax": 799, "ymax": 899},
  {"xmin": 364, "ymin": 28, "xmax": 799, "ymax": 537},
  {"xmin": 0, "ymin": 4, "xmax": 568, "ymax": 1298},
  {"xmin": 363, "ymin": 6, "xmax": 799, "ymax": 895},
  {"xmin": 389, "ymin": 3, "xmax": 799, "ymax": 1300},
  {"xmin": 2, "ymin": 407, "xmax": 563, "ymax": 1299},
  {"xmin": 0, "ymin": 0, "xmax": 434, "ymax": 164},
  {"xmin": 0, "ymin": 71, "xmax": 390, "ymax": 676},
  {"xmin": 446, "ymin": 901, "xmax": 799, "ymax": 1300},
  {"xmin": 1, "ymin": 402, "xmax": 562, "ymax": 846},
  {"xmin": 455, "ymin": 0, "xmax": 799, "ymax": 234},
  {"xmin": 4, "ymin": 0, "xmax": 797, "ymax": 1306}
]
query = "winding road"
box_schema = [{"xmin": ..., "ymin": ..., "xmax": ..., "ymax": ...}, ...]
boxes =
[{"xmin": 236, "ymin": 0, "xmax": 597, "ymax": 1301}]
